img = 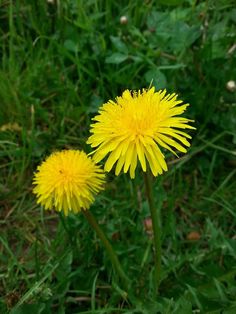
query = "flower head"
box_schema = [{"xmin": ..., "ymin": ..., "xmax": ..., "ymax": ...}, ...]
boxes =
[
  {"xmin": 33, "ymin": 150, "xmax": 105, "ymax": 215},
  {"xmin": 87, "ymin": 87, "xmax": 195, "ymax": 178}
]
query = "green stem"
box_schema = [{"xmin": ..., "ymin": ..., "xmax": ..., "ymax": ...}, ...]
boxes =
[
  {"xmin": 82, "ymin": 209, "xmax": 130, "ymax": 293},
  {"xmin": 144, "ymin": 169, "xmax": 162, "ymax": 293}
]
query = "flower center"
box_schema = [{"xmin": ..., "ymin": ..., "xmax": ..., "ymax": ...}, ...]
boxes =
[
  {"xmin": 127, "ymin": 113, "xmax": 153, "ymax": 137},
  {"xmin": 58, "ymin": 168, "xmax": 75, "ymax": 183}
]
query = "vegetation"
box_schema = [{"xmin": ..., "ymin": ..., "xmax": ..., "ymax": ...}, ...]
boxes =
[{"xmin": 0, "ymin": 0, "xmax": 236, "ymax": 313}]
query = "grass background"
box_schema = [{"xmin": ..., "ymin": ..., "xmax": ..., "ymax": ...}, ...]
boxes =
[{"xmin": 0, "ymin": 0, "xmax": 236, "ymax": 313}]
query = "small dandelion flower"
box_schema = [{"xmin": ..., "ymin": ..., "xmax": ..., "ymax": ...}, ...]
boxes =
[
  {"xmin": 87, "ymin": 87, "xmax": 195, "ymax": 178},
  {"xmin": 33, "ymin": 150, "xmax": 105, "ymax": 215}
]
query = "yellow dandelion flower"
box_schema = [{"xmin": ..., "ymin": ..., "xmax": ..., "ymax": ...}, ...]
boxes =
[
  {"xmin": 87, "ymin": 87, "xmax": 195, "ymax": 178},
  {"xmin": 33, "ymin": 150, "xmax": 105, "ymax": 215}
]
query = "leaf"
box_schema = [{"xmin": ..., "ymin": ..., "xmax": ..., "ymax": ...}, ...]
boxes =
[
  {"xmin": 88, "ymin": 94, "xmax": 104, "ymax": 113},
  {"xmin": 63, "ymin": 40, "xmax": 78, "ymax": 53},
  {"xmin": 145, "ymin": 69, "xmax": 167, "ymax": 90},
  {"xmin": 230, "ymin": 9, "xmax": 236, "ymax": 23},
  {"xmin": 55, "ymin": 251, "xmax": 73, "ymax": 287},
  {"xmin": 10, "ymin": 303, "xmax": 46, "ymax": 314},
  {"xmin": 110, "ymin": 36, "xmax": 128, "ymax": 54},
  {"xmin": 147, "ymin": 11, "xmax": 169, "ymax": 30},
  {"xmin": 105, "ymin": 53, "xmax": 128, "ymax": 64},
  {"xmin": 173, "ymin": 296, "xmax": 192, "ymax": 314},
  {"xmin": 169, "ymin": 22, "xmax": 201, "ymax": 53},
  {"xmin": 224, "ymin": 306, "xmax": 236, "ymax": 314},
  {"xmin": 158, "ymin": 0, "xmax": 184, "ymax": 5},
  {"xmin": 58, "ymin": 251, "xmax": 73, "ymax": 274}
]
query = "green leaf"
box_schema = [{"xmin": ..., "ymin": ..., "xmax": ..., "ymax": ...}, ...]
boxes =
[
  {"xmin": 158, "ymin": 0, "xmax": 184, "ymax": 5},
  {"xmin": 105, "ymin": 53, "xmax": 128, "ymax": 64},
  {"xmin": 88, "ymin": 94, "xmax": 104, "ymax": 113},
  {"xmin": 63, "ymin": 40, "xmax": 78, "ymax": 53},
  {"xmin": 224, "ymin": 305, "xmax": 236, "ymax": 314},
  {"xmin": 169, "ymin": 22, "xmax": 201, "ymax": 53},
  {"xmin": 10, "ymin": 303, "xmax": 46, "ymax": 314},
  {"xmin": 110, "ymin": 36, "xmax": 128, "ymax": 54},
  {"xmin": 145, "ymin": 69, "xmax": 167, "ymax": 90},
  {"xmin": 55, "ymin": 251, "xmax": 73, "ymax": 295},
  {"xmin": 230, "ymin": 9, "xmax": 236, "ymax": 23},
  {"xmin": 173, "ymin": 296, "xmax": 192, "ymax": 314}
]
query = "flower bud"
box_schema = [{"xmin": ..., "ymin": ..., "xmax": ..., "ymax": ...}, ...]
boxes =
[
  {"xmin": 226, "ymin": 80, "xmax": 236, "ymax": 92},
  {"xmin": 120, "ymin": 16, "xmax": 128, "ymax": 25}
]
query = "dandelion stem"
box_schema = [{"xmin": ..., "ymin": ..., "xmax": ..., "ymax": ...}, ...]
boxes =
[
  {"xmin": 82, "ymin": 209, "xmax": 131, "ymax": 293},
  {"xmin": 144, "ymin": 169, "xmax": 162, "ymax": 293}
]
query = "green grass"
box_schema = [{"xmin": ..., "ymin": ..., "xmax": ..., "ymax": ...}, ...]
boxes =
[{"xmin": 0, "ymin": 0, "xmax": 236, "ymax": 313}]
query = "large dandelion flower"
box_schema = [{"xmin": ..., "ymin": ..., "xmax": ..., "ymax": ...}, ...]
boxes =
[
  {"xmin": 33, "ymin": 150, "xmax": 105, "ymax": 215},
  {"xmin": 87, "ymin": 87, "xmax": 195, "ymax": 178}
]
